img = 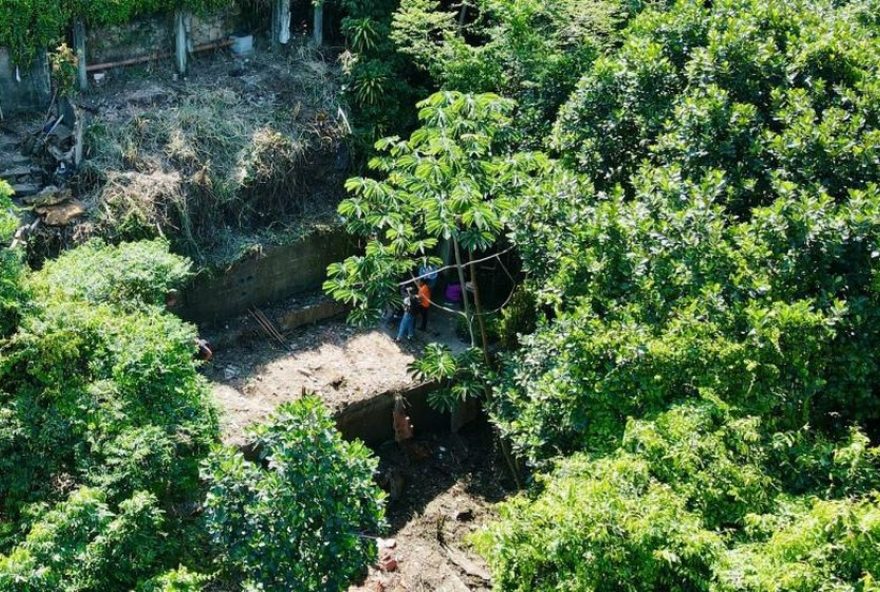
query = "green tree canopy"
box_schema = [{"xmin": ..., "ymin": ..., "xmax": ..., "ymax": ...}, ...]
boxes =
[{"xmin": 202, "ymin": 396, "xmax": 386, "ymax": 592}]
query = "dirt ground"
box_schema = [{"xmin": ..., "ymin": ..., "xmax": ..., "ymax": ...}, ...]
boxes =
[
  {"xmin": 350, "ymin": 420, "xmax": 514, "ymax": 592},
  {"xmin": 207, "ymin": 309, "xmax": 470, "ymax": 445},
  {"xmin": 206, "ymin": 306, "xmax": 509, "ymax": 591}
]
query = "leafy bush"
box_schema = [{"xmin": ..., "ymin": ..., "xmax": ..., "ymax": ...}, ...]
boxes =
[
  {"xmin": 392, "ymin": 0, "xmax": 636, "ymax": 144},
  {"xmin": 337, "ymin": 0, "xmax": 425, "ymax": 149},
  {"xmin": 30, "ymin": 239, "xmax": 191, "ymax": 309},
  {"xmin": 474, "ymin": 404, "xmax": 880, "ymax": 591},
  {"xmin": 0, "ymin": 488, "xmax": 166, "ymax": 592},
  {"xmin": 472, "ymin": 0, "xmax": 880, "ymax": 588},
  {"xmin": 409, "ymin": 344, "xmax": 490, "ymax": 412},
  {"xmin": 473, "ymin": 424, "xmax": 725, "ymax": 590},
  {"xmin": 497, "ymin": 286, "xmax": 537, "ymax": 350},
  {"xmin": 496, "ymin": 0, "xmax": 880, "ymax": 464},
  {"xmin": 137, "ymin": 566, "xmax": 210, "ymax": 592},
  {"xmin": 0, "ymin": 239, "xmax": 215, "ymax": 514},
  {"xmin": 0, "ymin": 238, "xmax": 216, "ymax": 592},
  {"xmin": 552, "ymin": 0, "xmax": 880, "ymax": 205},
  {"xmin": 0, "ymin": 181, "xmax": 26, "ymax": 338},
  {"xmin": 714, "ymin": 496, "xmax": 880, "ymax": 591},
  {"xmin": 202, "ymin": 396, "xmax": 386, "ymax": 592}
]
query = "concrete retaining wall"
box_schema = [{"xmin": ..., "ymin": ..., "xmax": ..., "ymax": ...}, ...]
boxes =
[
  {"xmin": 88, "ymin": 13, "xmax": 173, "ymax": 65},
  {"xmin": 205, "ymin": 298, "xmax": 347, "ymax": 349},
  {"xmin": 0, "ymin": 48, "xmax": 51, "ymax": 116},
  {"xmin": 236, "ymin": 382, "xmax": 453, "ymax": 460},
  {"xmin": 87, "ymin": 5, "xmax": 242, "ymax": 66},
  {"xmin": 191, "ymin": 5, "xmax": 243, "ymax": 47},
  {"xmin": 335, "ymin": 382, "xmax": 449, "ymax": 446},
  {"xmin": 182, "ymin": 228, "xmax": 357, "ymax": 323}
]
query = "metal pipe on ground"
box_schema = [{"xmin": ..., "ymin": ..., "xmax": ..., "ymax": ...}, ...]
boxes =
[{"xmin": 85, "ymin": 39, "xmax": 234, "ymax": 73}]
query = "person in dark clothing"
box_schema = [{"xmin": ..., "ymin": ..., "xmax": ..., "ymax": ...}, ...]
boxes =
[{"xmin": 396, "ymin": 287, "xmax": 417, "ymax": 341}]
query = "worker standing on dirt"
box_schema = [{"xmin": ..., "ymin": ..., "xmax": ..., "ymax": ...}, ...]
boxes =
[
  {"xmin": 396, "ymin": 287, "xmax": 417, "ymax": 342},
  {"xmin": 417, "ymin": 279, "xmax": 431, "ymax": 331}
]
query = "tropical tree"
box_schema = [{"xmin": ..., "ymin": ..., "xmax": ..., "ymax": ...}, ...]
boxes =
[
  {"xmin": 325, "ymin": 90, "xmax": 547, "ymax": 351},
  {"xmin": 201, "ymin": 396, "xmax": 386, "ymax": 592}
]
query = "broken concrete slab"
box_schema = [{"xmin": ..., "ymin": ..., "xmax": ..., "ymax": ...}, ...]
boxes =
[
  {"xmin": 11, "ymin": 183, "xmax": 40, "ymax": 197},
  {"xmin": 23, "ymin": 186, "xmax": 71, "ymax": 207},
  {"xmin": 0, "ymin": 165, "xmax": 40, "ymax": 180},
  {"xmin": 35, "ymin": 199, "xmax": 86, "ymax": 225}
]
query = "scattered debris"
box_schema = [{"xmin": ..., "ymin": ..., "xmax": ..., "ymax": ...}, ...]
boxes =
[
  {"xmin": 349, "ymin": 426, "xmax": 509, "ymax": 592},
  {"xmin": 378, "ymin": 538, "xmax": 396, "ymax": 550},
  {"xmin": 454, "ymin": 508, "xmax": 475, "ymax": 522},
  {"xmin": 35, "ymin": 198, "xmax": 86, "ymax": 226},
  {"xmin": 249, "ymin": 307, "xmax": 290, "ymax": 351},
  {"xmin": 378, "ymin": 547, "xmax": 398, "ymax": 573},
  {"xmin": 23, "ymin": 185, "xmax": 70, "ymax": 207},
  {"xmin": 442, "ymin": 544, "xmax": 492, "ymax": 583}
]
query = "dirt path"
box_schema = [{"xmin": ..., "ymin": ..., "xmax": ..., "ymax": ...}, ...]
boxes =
[
  {"xmin": 350, "ymin": 421, "xmax": 513, "ymax": 592},
  {"xmin": 207, "ymin": 311, "xmax": 469, "ymax": 445}
]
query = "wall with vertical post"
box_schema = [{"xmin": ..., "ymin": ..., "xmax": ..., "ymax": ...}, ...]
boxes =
[{"xmin": 0, "ymin": 48, "xmax": 51, "ymax": 115}]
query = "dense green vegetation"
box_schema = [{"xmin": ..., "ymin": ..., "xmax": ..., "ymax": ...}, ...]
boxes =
[
  {"xmin": 0, "ymin": 177, "xmax": 384, "ymax": 589},
  {"xmin": 5, "ymin": 0, "xmax": 880, "ymax": 588},
  {"xmin": 202, "ymin": 397, "xmax": 385, "ymax": 591},
  {"xmin": 475, "ymin": 0, "xmax": 880, "ymax": 588},
  {"xmin": 329, "ymin": 0, "xmax": 880, "ymax": 589}
]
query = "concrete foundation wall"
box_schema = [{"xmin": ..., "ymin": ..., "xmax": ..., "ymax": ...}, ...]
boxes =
[
  {"xmin": 88, "ymin": 13, "xmax": 173, "ymax": 65},
  {"xmin": 182, "ymin": 229, "xmax": 357, "ymax": 323},
  {"xmin": 0, "ymin": 49, "xmax": 51, "ymax": 115},
  {"xmin": 191, "ymin": 5, "xmax": 243, "ymax": 46},
  {"xmin": 88, "ymin": 5, "xmax": 241, "ymax": 66},
  {"xmin": 335, "ymin": 382, "xmax": 449, "ymax": 446}
]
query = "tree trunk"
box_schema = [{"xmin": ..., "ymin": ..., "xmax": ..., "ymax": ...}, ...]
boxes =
[
  {"xmin": 453, "ymin": 238, "xmax": 475, "ymax": 347},
  {"xmin": 469, "ymin": 250, "xmax": 491, "ymax": 365}
]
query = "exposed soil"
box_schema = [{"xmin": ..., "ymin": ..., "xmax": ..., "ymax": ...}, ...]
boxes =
[
  {"xmin": 350, "ymin": 420, "xmax": 513, "ymax": 592},
  {"xmin": 205, "ymin": 303, "xmax": 508, "ymax": 591},
  {"xmin": 207, "ymin": 309, "xmax": 469, "ymax": 445}
]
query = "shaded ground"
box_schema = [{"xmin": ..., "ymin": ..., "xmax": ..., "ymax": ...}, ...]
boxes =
[
  {"xmin": 350, "ymin": 420, "xmax": 513, "ymax": 592},
  {"xmin": 207, "ymin": 308, "xmax": 469, "ymax": 445}
]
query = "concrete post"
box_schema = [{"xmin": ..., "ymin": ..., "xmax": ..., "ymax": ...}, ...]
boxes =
[
  {"xmin": 271, "ymin": 0, "xmax": 280, "ymax": 49},
  {"xmin": 313, "ymin": 2, "xmax": 324, "ymax": 46},
  {"xmin": 175, "ymin": 10, "xmax": 188, "ymax": 76},
  {"xmin": 73, "ymin": 19, "xmax": 87, "ymax": 92},
  {"xmin": 279, "ymin": 0, "xmax": 291, "ymax": 45}
]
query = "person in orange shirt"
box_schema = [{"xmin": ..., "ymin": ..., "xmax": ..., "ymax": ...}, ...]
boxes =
[{"xmin": 417, "ymin": 279, "xmax": 431, "ymax": 331}]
